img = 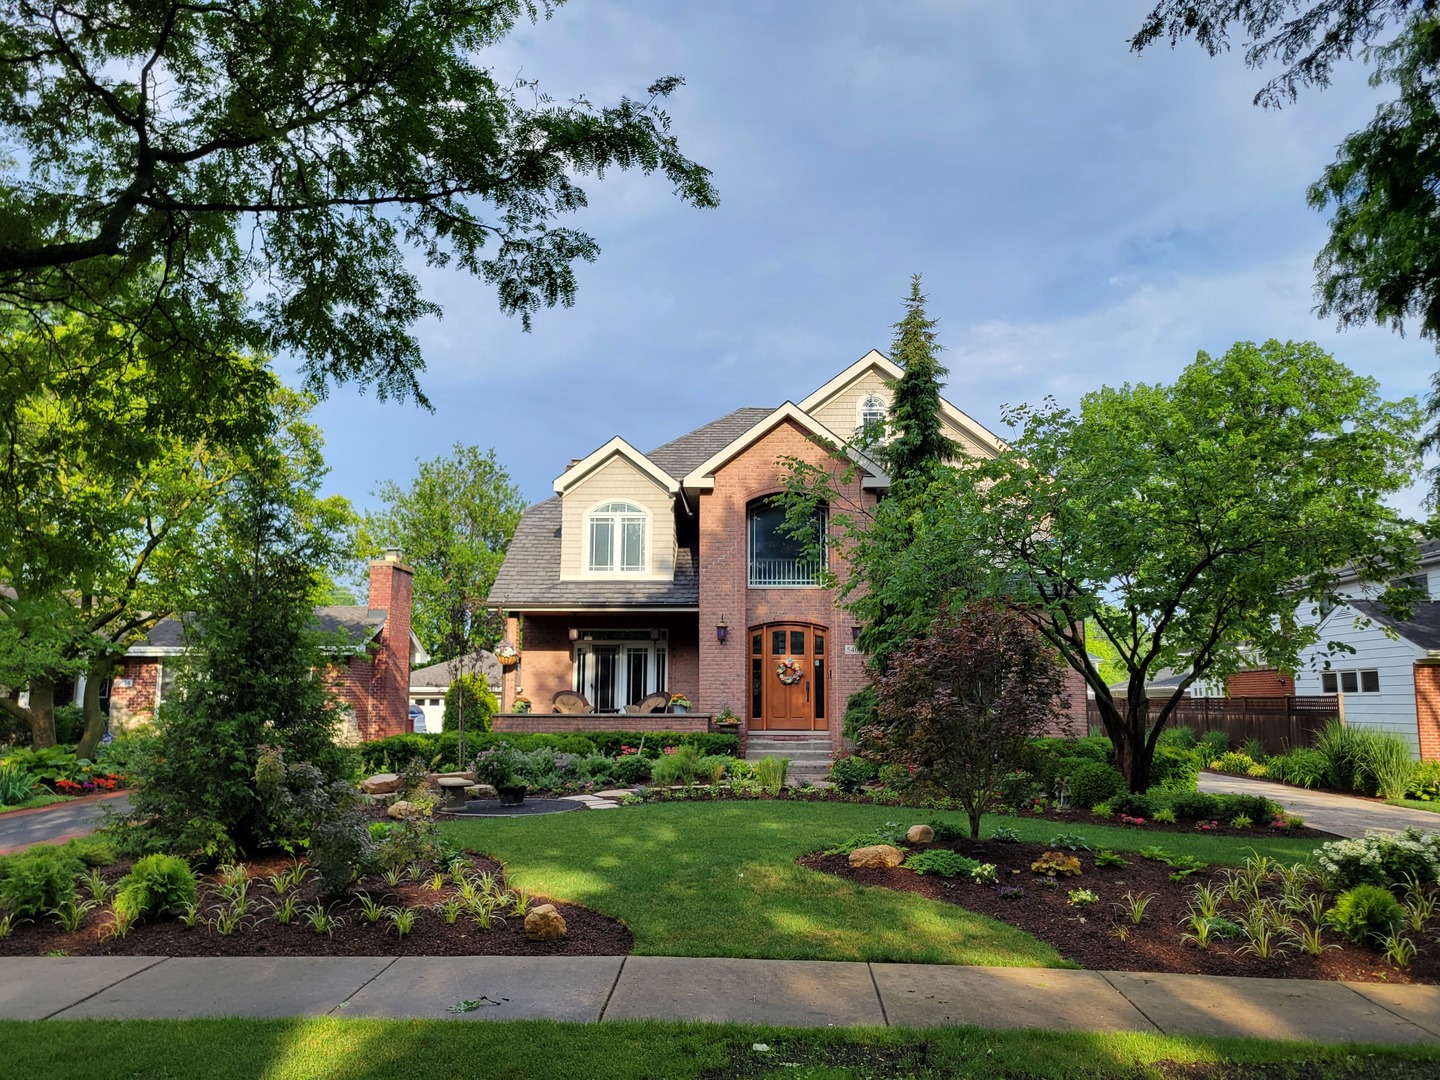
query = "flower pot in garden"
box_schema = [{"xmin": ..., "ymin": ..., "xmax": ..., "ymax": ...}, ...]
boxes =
[{"xmin": 497, "ymin": 784, "xmax": 527, "ymax": 807}]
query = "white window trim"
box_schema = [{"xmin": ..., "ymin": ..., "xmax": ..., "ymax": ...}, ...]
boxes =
[
  {"xmin": 1320, "ymin": 668, "xmax": 1381, "ymax": 694},
  {"xmin": 857, "ymin": 392, "xmax": 888, "ymax": 435},
  {"xmin": 585, "ymin": 500, "xmax": 649, "ymax": 575},
  {"xmin": 572, "ymin": 630, "xmax": 669, "ymax": 712}
]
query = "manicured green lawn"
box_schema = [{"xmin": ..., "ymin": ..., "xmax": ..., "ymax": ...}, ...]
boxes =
[
  {"xmin": 5, "ymin": 1018, "xmax": 1438, "ymax": 1079},
  {"xmin": 440, "ymin": 801, "xmax": 1321, "ymax": 966},
  {"xmin": 1385, "ymin": 798, "xmax": 1440, "ymax": 814},
  {"xmin": 0, "ymin": 792, "xmax": 70, "ymax": 814}
]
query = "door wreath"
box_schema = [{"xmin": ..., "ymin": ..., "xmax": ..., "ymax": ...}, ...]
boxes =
[{"xmin": 775, "ymin": 657, "xmax": 804, "ymax": 685}]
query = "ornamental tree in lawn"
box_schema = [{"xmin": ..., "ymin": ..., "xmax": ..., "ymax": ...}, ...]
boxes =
[
  {"xmin": 891, "ymin": 340, "xmax": 1421, "ymax": 791},
  {"xmin": 867, "ymin": 601, "xmax": 1068, "ymax": 840}
]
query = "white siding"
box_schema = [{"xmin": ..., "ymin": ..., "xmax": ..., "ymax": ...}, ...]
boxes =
[{"xmin": 1294, "ymin": 604, "xmax": 1424, "ymax": 754}]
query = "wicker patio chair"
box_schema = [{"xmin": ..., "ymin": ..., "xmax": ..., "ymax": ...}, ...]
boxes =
[
  {"xmin": 550, "ymin": 690, "xmax": 594, "ymax": 714},
  {"xmin": 622, "ymin": 692, "xmax": 671, "ymax": 715}
]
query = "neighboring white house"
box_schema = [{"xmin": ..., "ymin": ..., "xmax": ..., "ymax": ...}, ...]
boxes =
[
  {"xmin": 407, "ymin": 650, "xmax": 502, "ymax": 735},
  {"xmin": 1289, "ymin": 538, "xmax": 1440, "ymax": 759}
]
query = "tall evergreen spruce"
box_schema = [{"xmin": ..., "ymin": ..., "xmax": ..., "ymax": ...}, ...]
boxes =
[
  {"xmin": 122, "ymin": 472, "xmax": 351, "ymax": 859},
  {"xmin": 885, "ymin": 275, "xmax": 957, "ymax": 486}
]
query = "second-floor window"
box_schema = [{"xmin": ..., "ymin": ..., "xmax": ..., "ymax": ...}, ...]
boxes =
[
  {"xmin": 748, "ymin": 497, "xmax": 826, "ymax": 587},
  {"xmin": 858, "ymin": 393, "xmax": 887, "ymax": 441},
  {"xmin": 588, "ymin": 501, "xmax": 647, "ymax": 573}
]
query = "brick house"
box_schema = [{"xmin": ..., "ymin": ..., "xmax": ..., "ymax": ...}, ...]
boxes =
[
  {"xmin": 486, "ymin": 350, "xmax": 1089, "ymax": 753},
  {"xmin": 109, "ymin": 552, "xmax": 425, "ymax": 742}
]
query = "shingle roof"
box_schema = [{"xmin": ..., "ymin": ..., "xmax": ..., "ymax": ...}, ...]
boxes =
[
  {"xmin": 644, "ymin": 408, "xmax": 774, "ymax": 479},
  {"xmin": 487, "ymin": 497, "xmax": 699, "ymax": 610},
  {"xmin": 133, "ymin": 608, "xmax": 384, "ymax": 652},
  {"xmin": 411, "ymin": 650, "xmax": 502, "ymax": 689},
  {"xmin": 1346, "ymin": 599, "xmax": 1440, "ymax": 652}
]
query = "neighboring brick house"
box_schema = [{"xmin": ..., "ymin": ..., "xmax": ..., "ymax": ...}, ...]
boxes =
[
  {"xmin": 486, "ymin": 350, "xmax": 1089, "ymax": 752},
  {"xmin": 109, "ymin": 552, "xmax": 426, "ymax": 742}
]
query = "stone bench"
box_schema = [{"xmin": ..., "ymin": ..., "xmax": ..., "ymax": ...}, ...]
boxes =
[{"xmin": 437, "ymin": 776, "xmax": 471, "ymax": 811}]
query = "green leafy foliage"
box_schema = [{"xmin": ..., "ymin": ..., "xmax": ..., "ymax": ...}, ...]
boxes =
[
  {"xmin": 903, "ymin": 850, "xmax": 996, "ymax": 883},
  {"xmin": 112, "ymin": 855, "xmax": 198, "ymax": 920},
  {"xmin": 841, "ymin": 687, "xmax": 879, "ymax": 742},
  {"xmin": 1068, "ymin": 760, "xmax": 1127, "ymax": 809},
  {"xmin": 1327, "ymin": 884, "xmax": 1407, "ymax": 944},
  {"xmin": 443, "ymin": 674, "xmax": 497, "ymax": 736},
  {"xmin": 827, "ymin": 755, "xmax": 878, "ymax": 794},
  {"xmin": 753, "ymin": 757, "xmax": 789, "ymax": 795},
  {"xmin": 866, "ymin": 601, "xmax": 1068, "ymax": 839},
  {"xmin": 0, "ymin": 764, "xmax": 36, "ymax": 806},
  {"xmin": 1315, "ymin": 827, "xmax": 1440, "ymax": 890},
  {"xmin": 1030, "ymin": 852, "xmax": 1082, "ymax": 877},
  {"xmin": 1266, "ymin": 748, "xmax": 1330, "ymax": 789},
  {"xmin": 0, "ymin": 847, "xmax": 80, "ymax": 918}
]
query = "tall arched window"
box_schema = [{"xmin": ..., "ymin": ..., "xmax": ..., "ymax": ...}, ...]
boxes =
[
  {"xmin": 858, "ymin": 393, "xmax": 887, "ymax": 441},
  {"xmin": 748, "ymin": 497, "xmax": 826, "ymax": 586},
  {"xmin": 588, "ymin": 501, "xmax": 647, "ymax": 573}
]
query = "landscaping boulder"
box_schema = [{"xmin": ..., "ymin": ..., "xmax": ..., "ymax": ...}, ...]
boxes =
[
  {"xmin": 524, "ymin": 903, "xmax": 567, "ymax": 941},
  {"xmin": 848, "ymin": 844, "xmax": 904, "ymax": 868},
  {"xmin": 361, "ymin": 773, "xmax": 402, "ymax": 795},
  {"xmin": 386, "ymin": 800, "xmax": 419, "ymax": 820},
  {"xmin": 906, "ymin": 825, "xmax": 934, "ymax": 844}
]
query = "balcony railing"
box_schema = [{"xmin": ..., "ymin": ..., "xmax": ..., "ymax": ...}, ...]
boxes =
[{"xmin": 749, "ymin": 556, "xmax": 823, "ymax": 587}]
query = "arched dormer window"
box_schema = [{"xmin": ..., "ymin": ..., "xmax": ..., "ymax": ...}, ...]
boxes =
[
  {"xmin": 858, "ymin": 393, "xmax": 887, "ymax": 441},
  {"xmin": 588, "ymin": 501, "xmax": 647, "ymax": 573},
  {"xmin": 748, "ymin": 496, "xmax": 826, "ymax": 586}
]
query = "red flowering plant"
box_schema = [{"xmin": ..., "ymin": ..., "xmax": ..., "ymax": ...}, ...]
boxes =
[
  {"xmin": 618, "ymin": 745, "xmax": 639, "ymax": 756},
  {"xmin": 1119, "ymin": 814, "xmax": 1146, "ymax": 826},
  {"xmin": 1194, "ymin": 820, "xmax": 1219, "ymax": 832}
]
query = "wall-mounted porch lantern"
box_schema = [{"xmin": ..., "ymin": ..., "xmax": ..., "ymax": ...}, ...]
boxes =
[
  {"xmin": 568, "ymin": 627, "xmax": 579, "ymax": 642},
  {"xmin": 851, "ymin": 625, "xmax": 861, "ymax": 642},
  {"xmin": 715, "ymin": 617, "xmax": 729, "ymax": 644}
]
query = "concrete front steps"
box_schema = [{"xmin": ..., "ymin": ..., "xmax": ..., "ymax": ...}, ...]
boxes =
[{"xmin": 744, "ymin": 733, "xmax": 833, "ymax": 783}]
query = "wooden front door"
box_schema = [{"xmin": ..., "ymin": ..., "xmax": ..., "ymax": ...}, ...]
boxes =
[{"xmin": 750, "ymin": 623, "xmax": 827, "ymax": 731}]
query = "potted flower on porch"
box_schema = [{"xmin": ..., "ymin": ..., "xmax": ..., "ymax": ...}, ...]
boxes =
[
  {"xmin": 512, "ymin": 694, "xmax": 532, "ymax": 714},
  {"xmin": 472, "ymin": 744, "xmax": 527, "ymax": 806},
  {"xmin": 713, "ymin": 704, "xmax": 740, "ymax": 731},
  {"xmin": 668, "ymin": 693, "xmax": 692, "ymax": 715}
]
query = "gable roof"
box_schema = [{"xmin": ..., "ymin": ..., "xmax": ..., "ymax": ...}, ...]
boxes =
[
  {"xmin": 128, "ymin": 607, "xmax": 387, "ymax": 657},
  {"xmin": 680, "ymin": 402, "xmax": 891, "ymax": 491},
  {"xmin": 798, "ymin": 348, "xmax": 1008, "ymax": 458},
  {"xmin": 1336, "ymin": 599, "xmax": 1440, "ymax": 652},
  {"xmin": 553, "ymin": 436, "xmax": 681, "ymax": 496},
  {"xmin": 486, "ymin": 497, "xmax": 699, "ymax": 612},
  {"xmin": 644, "ymin": 407, "xmax": 775, "ymax": 479},
  {"xmin": 411, "ymin": 649, "xmax": 502, "ymax": 689}
]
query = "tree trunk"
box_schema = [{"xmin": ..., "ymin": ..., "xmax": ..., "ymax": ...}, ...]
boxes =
[
  {"xmin": 76, "ymin": 657, "xmax": 116, "ymax": 760},
  {"xmin": 27, "ymin": 676, "xmax": 57, "ymax": 749},
  {"xmin": 967, "ymin": 803, "xmax": 982, "ymax": 841}
]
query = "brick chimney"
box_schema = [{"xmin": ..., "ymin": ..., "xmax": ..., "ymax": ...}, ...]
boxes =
[{"xmin": 366, "ymin": 549, "xmax": 414, "ymax": 739}]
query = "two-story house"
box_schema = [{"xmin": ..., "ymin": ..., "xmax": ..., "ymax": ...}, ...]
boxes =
[{"xmin": 486, "ymin": 350, "xmax": 1089, "ymax": 751}]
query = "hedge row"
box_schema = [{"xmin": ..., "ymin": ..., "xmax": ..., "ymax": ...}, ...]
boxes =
[{"xmin": 358, "ymin": 730, "xmax": 739, "ymax": 774}]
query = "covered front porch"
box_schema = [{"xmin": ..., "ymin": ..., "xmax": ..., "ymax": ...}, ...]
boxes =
[{"xmin": 498, "ymin": 611, "xmax": 700, "ymax": 717}]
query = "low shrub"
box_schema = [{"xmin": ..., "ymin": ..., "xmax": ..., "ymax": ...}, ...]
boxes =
[
  {"xmin": 52, "ymin": 705, "xmax": 85, "ymax": 746},
  {"xmin": 1213, "ymin": 793, "xmax": 1279, "ymax": 823},
  {"xmin": 1148, "ymin": 746, "xmax": 1200, "ymax": 792},
  {"xmin": 827, "ymin": 755, "xmax": 877, "ymax": 794},
  {"xmin": 1068, "ymin": 760, "xmax": 1127, "ymax": 809},
  {"xmin": 1156, "ymin": 725, "xmax": 1197, "ymax": 750},
  {"xmin": 651, "ymin": 745, "xmax": 704, "ymax": 786},
  {"xmin": 1327, "ymin": 884, "xmax": 1406, "ymax": 944},
  {"xmin": 1267, "ymin": 748, "xmax": 1328, "ymax": 789},
  {"xmin": 996, "ymin": 769, "xmax": 1040, "ymax": 809},
  {"xmin": 113, "ymin": 854, "xmax": 198, "ymax": 920},
  {"xmin": 1108, "ymin": 791, "xmax": 1154, "ymax": 818},
  {"xmin": 1196, "ymin": 729, "xmax": 1230, "ymax": 759},
  {"xmin": 904, "ymin": 850, "xmax": 996, "ymax": 883},
  {"xmin": 1212, "ymin": 751, "xmax": 1258, "ymax": 776},
  {"xmin": 1405, "ymin": 761, "xmax": 1440, "ymax": 801},
  {"xmin": 753, "ymin": 756, "xmax": 788, "ymax": 794},
  {"xmin": 1164, "ymin": 791, "xmax": 1221, "ymax": 821},
  {"xmin": 0, "ymin": 846, "xmax": 81, "ymax": 918},
  {"xmin": 1315, "ymin": 827, "xmax": 1440, "ymax": 891},
  {"xmin": 609, "ymin": 755, "xmax": 653, "ymax": 786},
  {"xmin": 842, "ymin": 686, "xmax": 878, "ymax": 741}
]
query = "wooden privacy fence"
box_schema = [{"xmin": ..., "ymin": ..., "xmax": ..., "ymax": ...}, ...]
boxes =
[{"xmin": 1085, "ymin": 695, "xmax": 1341, "ymax": 756}]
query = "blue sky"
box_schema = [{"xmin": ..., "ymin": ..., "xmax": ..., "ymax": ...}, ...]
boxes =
[{"xmin": 293, "ymin": 1, "xmax": 1436, "ymax": 521}]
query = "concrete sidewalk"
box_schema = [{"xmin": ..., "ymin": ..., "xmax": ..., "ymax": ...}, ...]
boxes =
[
  {"xmin": 2, "ymin": 956, "xmax": 1437, "ymax": 1044},
  {"xmin": 1198, "ymin": 773, "xmax": 1440, "ymax": 838}
]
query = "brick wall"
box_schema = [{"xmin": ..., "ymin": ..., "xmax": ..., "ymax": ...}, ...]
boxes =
[
  {"xmin": 1227, "ymin": 669, "xmax": 1296, "ymax": 697},
  {"xmin": 1051, "ymin": 667, "xmax": 1089, "ymax": 738},
  {"xmin": 107, "ymin": 657, "xmax": 161, "ymax": 731},
  {"xmin": 505, "ymin": 614, "xmax": 699, "ymax": 712},
  {"xmin": 1414, "ymin": 662, "xmax": 1440, "ymax": 762},
  {"xmin": 697, "ymin": 418, "xmax": 869, "ymax": 753},
  {"xmin": 339, "ymin": 556, "xmax": 414, "ymax": 741}
]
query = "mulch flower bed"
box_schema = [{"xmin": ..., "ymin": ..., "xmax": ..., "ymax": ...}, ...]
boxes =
[
  {"xmin": 800, "ymin": 838, "xmax": 1440, "ymax": 984},
  {"xmin": 0, "ymin": 851, "xmax": 631, "ymax": 959}
]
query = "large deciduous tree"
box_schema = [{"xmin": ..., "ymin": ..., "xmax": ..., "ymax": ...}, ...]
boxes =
[
  {"xmin": 1130, "ymin": 3, "xmax": 1440, "ymax": 495},
  {"xmin": 866, "ymin": 601, "xmax": 1068, "ymax": 840},
  {"xmin": 0, "ymin": 0, "xmax": 717, "ymax": 407},
  {"xmin": 883, "ymin": 340, "xmax": 1421, "ymax": 791},
  {"xmin": 362, "ymin": 444, "xmax": 524, "ymax": 665}
]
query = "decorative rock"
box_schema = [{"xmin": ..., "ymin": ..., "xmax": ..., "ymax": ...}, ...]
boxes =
[
  {"xmin": 386, "ymin": 800, "xmax": 418, "ymax": 819},
  {"xmin": 361, "ymin": 773, "xmax": 402, "ymax": 795},
  {"xmin": 523, "ymin": 903, "xmax": 567, "ymax": 941},
  {"xmin": 906, "ymin": 825, "xmax": 935, "ymax": 844},
  {"xmin": 848, "ymin": 844, "xmax": 904, "ymax": 868}
]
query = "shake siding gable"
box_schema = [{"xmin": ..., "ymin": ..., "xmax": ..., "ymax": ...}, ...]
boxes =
[
  {"xmin": 807, "ymin": 368, "xmax": 893, "ymax": 443},
  {"xmin": 560, "ymin": 456, "xmax": 675, "ymax": 582}
]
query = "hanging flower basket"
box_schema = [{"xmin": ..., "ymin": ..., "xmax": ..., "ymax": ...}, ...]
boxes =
[
  {"xmin": 495, "ymin": 642, "xmax": 520, "ymax": 667},
  {"xmin": 776, "ymin": 657, "xmax": 803, "ymax": 685}
]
